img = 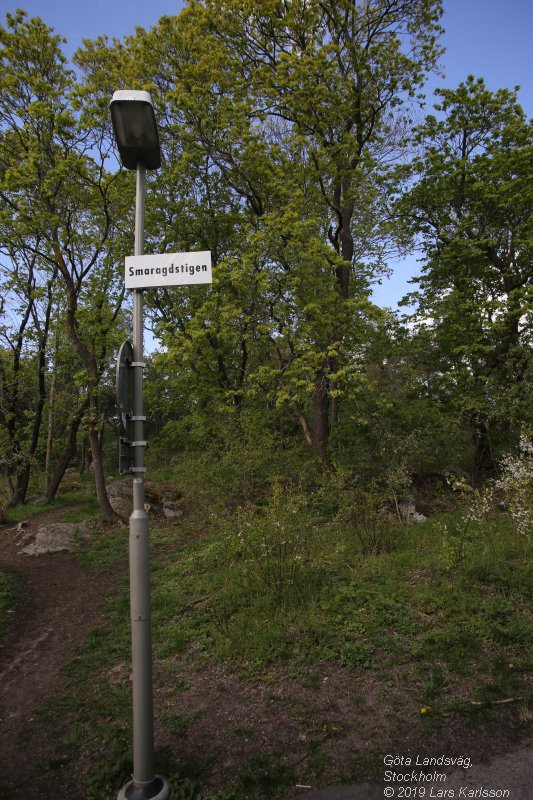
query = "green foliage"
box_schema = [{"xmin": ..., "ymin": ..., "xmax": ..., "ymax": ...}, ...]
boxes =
[
  {"xmin": 19, "ymin": 449, "xmax": 531, "ymax": 797},
  {"xmin": 494, "ymin": 434, "xmax": 533, "ymax": 538},
  {"xmin": 432, "ymin": 435, "xmax": 533, "ymax": 579},
  {"xmin": 133, "ymin": 462, "xmax": 530, "ymax": 722},
  {"xmin": 102, "ymin": 0, "xmax": 446, "ymax": 458},
  {"xmin": 227, "ymin": 484, "xmax": 311, "ymax": 599},
  {"xmin": 1, "ymin": 5, "xmax": 529, "ymax": 507},
  {"xmin": 397, "ymin": 77, "xmax": 533, "ymax": 471},
  {"xmin": 4, "ymin": 478, "xmax": 99, "ymax": 524},
  {"xmin": 134, "ymin": 451, "xmax": 533, "ymax": 695},
  {"xmin": 0, "ymin": 9, "xmax": 130, "ymax": 512},
  {"xmin": 4, "ymin": 5, "xmax": 533, "ymax": 797},
  {"xmin": 58, "ymin": 495, "xmax": 100, "ymax": 522},
  {"xmin": 75, "ymin": 527, "xmax": 127, "ymax": 574}
]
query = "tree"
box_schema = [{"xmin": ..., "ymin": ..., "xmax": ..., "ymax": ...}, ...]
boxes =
[
  {"xmin": 397, "ymin": 77, "xmax": 533, "ymax": 474},
  {"xmin": 0, "ymin": 249, "xmax": 57, "ymax": 504},
  {"xmin": 105, "ymin": 0, "xmax": 444, "ymax": 458},
  {"xmin": 0, "ymin": 12, "xmax": 65, "ymax": 503},
  {"xmin": 0, "ymin": 11, "xmax": 128, "ymax": 518}
]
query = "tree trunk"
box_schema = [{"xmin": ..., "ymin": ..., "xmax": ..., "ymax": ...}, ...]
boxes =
[
  {"xmin": 44, "ymin": 318, "xmax": 60, "ymax": 492},
  {"xmin": 9, "ymin": 347, "xmax": 48, "ymax": 506},
  {"xmin": 311, "ymin": 370, "xmax": 329, "ymax": 458},
  {"xmin": 313, "ymin": 175, "xmax": 353, "ymax": 456},
  {"xmin": 11, "ymin": 462, "xmax": 31, "ymax": 506},
  {"xmin": 54, "ymin": 242, "xmax": 120, "ymax": 524},
  {"xmin": 44, "ymin": 365, "xmax": 56, "ymax": 493},
  {"xmin": 292, "ymin": 402, "xmax": 313, "ymax": 447},
  {"xmin": 330, "ymin": 380, "xmax": 339, "ymax": 428},
  {"xmin": 3, "ymin": 469, "xmax": 15, "ymax": 505},
  {"xmin": 98, "ymin": 411, "xmax": 106, "ymax": 453},
  {"xmin": 80, "ymin": 438, "xmax": 90, "ymax": 474},
  {"xmin": 88, "ymin": 424, "xmax": 117, "ymax": 523},
  {"xmin": 471, "ymin": 413, "xmax": 495, "ymax": 481},
  {"xmin": 45, "ymin": 399, "xmax": 88, "ymax": 501}
]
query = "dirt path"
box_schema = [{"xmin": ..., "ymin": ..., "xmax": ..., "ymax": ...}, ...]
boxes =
[{"xmin": 0, "ymin": 509, "xmax": 121, "ymax": 798}]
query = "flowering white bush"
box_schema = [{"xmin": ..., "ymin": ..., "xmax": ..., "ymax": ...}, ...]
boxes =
[
  {"xmin": 494, "ymin": 435, "xmax": 533, "ymax": 538},
  {"xmin": 233, "ymin": 484, "xmax": 308, "ymax": 597},
  {"xmin": 448, "ymin": 435, "xmax": 533, "ymax": 567},
  {"xmin": 463, "ymin": 483, "xmax": 493, "ymax": 525}
]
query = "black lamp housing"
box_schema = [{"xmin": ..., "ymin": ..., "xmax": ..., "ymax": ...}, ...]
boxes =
[{"xmin": 110, "ymin": 90, "xmax": 161, "ymax": 170}]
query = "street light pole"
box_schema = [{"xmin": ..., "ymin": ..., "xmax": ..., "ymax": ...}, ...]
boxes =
[
  {"xmin": 129, "ymin": 161, "xmax": 155, "ymax": 790},
  {"xmin": 111, "ymin": 91, "xmax": 169, "ymax": 800}
]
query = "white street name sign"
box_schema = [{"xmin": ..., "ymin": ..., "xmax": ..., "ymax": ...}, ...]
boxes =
[{"xmin": 125, "ymin": 251, "xmax": 212, "ymax": 288}]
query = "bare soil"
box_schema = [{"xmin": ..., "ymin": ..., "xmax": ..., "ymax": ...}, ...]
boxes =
[{"xmin": 0, "ymin": 507, "xmax": 531, "ymax": 800}]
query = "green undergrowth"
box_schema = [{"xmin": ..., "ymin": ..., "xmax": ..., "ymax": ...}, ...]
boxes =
[
  {"xmin": 144, "ymin": 495, "xmax": 533, "ymax": 686},
  {"xmin": 75, "ymin": 527, "xmax": 128, "ymax": 574},
  {"xmin": 4, "ymin": 478, "xmax": 100, "ymax": 525},
  {"xmin": 30, "ymin": 458, "xmax": 532, "ymax": 798}
]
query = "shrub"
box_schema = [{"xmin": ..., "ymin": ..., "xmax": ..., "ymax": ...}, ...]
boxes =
[
  {"xmin": 230, "ymin": 483, "xmax": 309, "ymax": 601},
  {"xmin": 494, "ymin": 434, "xmax": 533, "ymax": 538}
]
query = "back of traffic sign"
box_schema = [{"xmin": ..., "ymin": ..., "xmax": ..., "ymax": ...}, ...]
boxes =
[
  {"xmin": 116, "ymin": 341, "xmax": 134, "ymax": 474},
  {"xmin": 116, "ymin": 340, "xmax": 134, "ymax": 435}
]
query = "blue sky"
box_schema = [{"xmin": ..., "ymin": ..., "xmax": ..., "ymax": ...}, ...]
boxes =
[{"xmin": 2, "ymin": 0, "xmax": 532, "ymax": 310}]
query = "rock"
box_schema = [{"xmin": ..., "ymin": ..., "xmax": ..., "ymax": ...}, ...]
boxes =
[
  {"xmin": 107, "ymin": 479, "xmax": 182, "ymax": 520},
  {"xmin": 162, "ymin": 501, "xmax": 183, "ymax": 519},
  {"xmin": 444, "ymin": 469, "xmax": 472, "ymax": 492},
  {"xmin": 107, "ymin": 480, "xmax": 134, "ymax": 519},
  {"xmin": 25, "ymin": 496, "xmax": 48, "ymax": 505},
  {"xmin": 399, "ymin": 502, "xmax": 427, "ymax": 524},
  {"xmin": 21, "ymin": 519, "xmax": 94, "ymax": 556}
]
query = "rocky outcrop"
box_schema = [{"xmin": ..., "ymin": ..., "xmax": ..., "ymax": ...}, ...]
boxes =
[
  {"xmin": 107, "ymin": 480, "xmax": 136, "ymax": 520},
  {"xmin": 107, "ymin": 479, "xmax": 184, "ymax": 521},
  {"xmin": 20, "ymin": 519, "xmax": 94, "ymax": 556},
  {"xmin": 399, "ymin": 502, "xmax": 428, "ymax": 524}
]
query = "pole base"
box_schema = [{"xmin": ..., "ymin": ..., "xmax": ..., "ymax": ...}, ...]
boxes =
[{"xmin": 117, "ymin": 775, "xmax": 170, "ymax": 800}]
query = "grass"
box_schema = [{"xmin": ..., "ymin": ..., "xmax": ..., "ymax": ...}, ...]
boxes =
[
  {"xmin": 152, "ymin": 505, "xmax": 532, "ymax": 690},
  {"xmin": 11, "ymin": 455, "xmax": 533, "ymax": 799},
  {"xmin": 75, "ymin": 528, "xmax": 127, "ymax": 574},
  {"xmin": 4, "ymin": 475, "xmax": 100, "ymax": 525}
]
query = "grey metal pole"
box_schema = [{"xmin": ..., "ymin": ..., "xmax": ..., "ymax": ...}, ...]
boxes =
[
  {"xmin": 118, "ymin": 164, "xmax": 169, "ymax": 800},
  {"xmin": 130, "ymin": 161, "xmax": 155, "ymax": 788}
]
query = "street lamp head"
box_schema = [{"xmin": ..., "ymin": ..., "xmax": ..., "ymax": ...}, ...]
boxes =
[{"xmin": 110, "ymin": 90, "xmax": 161, "ymax": 170}]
